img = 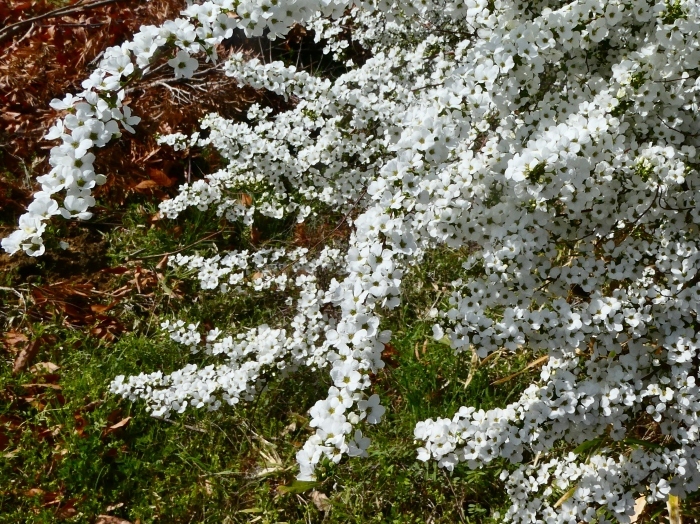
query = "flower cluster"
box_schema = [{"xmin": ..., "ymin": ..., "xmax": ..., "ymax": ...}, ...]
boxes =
[
  {"xmin": 1, "ymin": 0, "xmax": 339, "ymax": 256},
  {"xmin": 9, "ymin": 0, "xmax": 700, "ymax": 520}
]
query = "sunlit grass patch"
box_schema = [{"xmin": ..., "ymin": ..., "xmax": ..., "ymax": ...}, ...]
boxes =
[{"xmin": 1, "ymin": 212, "xmax": 536, "ymax": 523}]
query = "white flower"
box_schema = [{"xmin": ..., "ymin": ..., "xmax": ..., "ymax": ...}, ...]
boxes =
[
  {"xmin": 1, "ymin": 230, "xmax": 27, "ymax": 255},
  {"xmin": 45, "ymin": 119, "xmax": 65, "ymax": 140},
  {"xmin": 27, "ymin": 195, "xmax": 60, "ymax": 219},
  {"xmin": 100, "ymin": 54, "xmax": 135, "ymax": 78},
  {"xmin": 347, "ymin": 429, "xmax": 371, "ymax": 457},
  {"xmin": 358, "ymin": 394, "xmax": 386, "ymax": 424},
  {"xmin": 73, "ymin": 119, "xmax": 119, "ymax": 147},
  {"xmin": 60, "ymin": 194, "xmax": 96, "ymax": 220},
  {"xmin": 59, "ymin": 133, "xmax": 93, "ymax": 159},
  {"xmin": 49, "ymin": 93, "xmax": 81, "ymax": 110},
  {"xmin": 24, "ymin": 236, "xmax": 46, "ymax": 257},
  {"xmin": 18, "ymin": 214, "xmax": 47, "ymax": 237},
  {"xmin": 168, "ymin": 50, "xmax": 199, "ymax": 79}
]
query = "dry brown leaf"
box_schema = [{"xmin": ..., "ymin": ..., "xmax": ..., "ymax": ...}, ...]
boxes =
[
  {"xmin": 134, "ymin": 180, "xmax": 160, "ymax": 191},
  {"xmin": 95, "ymin": 515, "xmax": 132, "ymax": 524},
  {"xmin": 310, "ymin": 490, "xmax": 331, "ymax": 512},
  {"xmin": 79, "ymin": 400, "xmax": 104, "ymax": 413},
  {"xmin": 56, "ymin": 502, "xmax": 78, "ymax": 519},
  {"xmin": 381, "ymin": 342, "xmax": 400, "ymax": 368},
  {"xmin": 29, "ymin": 362, "xmax": 60, "ymax": 374},
  {"xmin": 630, "ymin": 496, "xmax": 646, "ymax": 523},
  {"xmin": 239, "ymin": 193, "xmax": 253, "ymax": 206},
  {"xmin": 250, "ymin": 226, "xmax": 261, "ymax": 245},
  {"xmin": 91, "ymin": 317, "xmax": 126, "ymax": 341},
  {"xmin": 106, "ymin": 409, "xmax": 123, "ymax": 424},
  {"xmin": 3, "ymin": 330, "xmax": 28, "ymax": 350},
  {"xmin": 102, "ymin": 417, "xmax": 132, "ymax": 437},
  {"xmin": 147, "ymin": 167, "xmax": 174, "ymax": 187},
  {"xmin": 109, "ymin": 417, "xmax": 132, "ymax": 430},
  {"xmin": 90, "ymin": 300, "xmax": 119, "ymax": 314},
  {"xmin": 293, "ymin": 223, "xmax": 309, "ymax": 246},
  {"xmin": 39, "ymin": 490, "xmax": 62, "ymax": 507},
  {"xmin": 37, "ymin": 425, "xmax": 62, "ymax": 440},
  {"xmin": 155, "ymin": 255, "xmax": 169, "ymax": 271},
  {"xmin": 73, "ymin": 413, "xmax": 88, "ymax": 437},
  {"xmin": 13, "ymin": 339, "xmax": 41, "ymax": 374}
]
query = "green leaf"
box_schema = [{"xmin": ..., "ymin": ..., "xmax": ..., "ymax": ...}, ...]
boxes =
[
  {"xmin": 572, "ymin": 437, "xmax": 603, "ymax": 455},
  {"xmin": 623, "ymin": 437, "xmax": 663, "ymax": 450},
  {"xmin": 553, "ymin": 485, "xmax": 577, "ymax": 508},
  {"xmin": 277, "ymin": 480, "xmax": 320, "ymax": 494}
]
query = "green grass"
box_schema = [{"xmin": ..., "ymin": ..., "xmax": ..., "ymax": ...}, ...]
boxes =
[{"xmin": 0, "ymin": 203, "xmax": 537, "ymax": 523}]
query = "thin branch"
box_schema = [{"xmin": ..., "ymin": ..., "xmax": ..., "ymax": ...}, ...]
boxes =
[
  {"xmin": 131, "ymin": 230, "xmax": 226, "ymax": 260},
  {"xmin": 152, "ymin": 416, "xmax": 208, "ymax": 433}
]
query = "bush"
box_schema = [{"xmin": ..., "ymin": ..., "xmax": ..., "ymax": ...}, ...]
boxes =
[{"xmin": 5, "ymin": 0, "xmax": 700, "ymax": 521}]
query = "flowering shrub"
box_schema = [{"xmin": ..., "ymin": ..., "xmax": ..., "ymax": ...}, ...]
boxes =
[
  {"xmin": 0, "ymin": 0, "xmax": 197, "ymax": 217},
  {"xmin": 5, "ymin": 0, "xmax": 700, "ymax": 521}
]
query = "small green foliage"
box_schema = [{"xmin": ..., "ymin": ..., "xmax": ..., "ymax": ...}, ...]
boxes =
[
  {"xmin": 610, "ymin": 98, "xmax": 633, "ymax": 118},
  {"xmin": 634, "ymin": 158, "xmax": 654, "ymax": 182},
  {"xmin": 1, "ymin": 203, "xmax": 530, "ymax": 524},
  {"xmin": 629, "ymin": 71, "xmax": 646, "ymax": 90},
  {"xmin": 661, "ymin": 0, "xmax": 687, "ymax": 24},
  {"xmin": 525, "ymin": 162, "xmax": 547, "ymax": 185}
]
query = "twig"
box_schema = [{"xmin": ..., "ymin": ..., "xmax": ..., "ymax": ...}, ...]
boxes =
[
  {"xmin": 0, "ymin": 286, "xmax": 24, "ymax": 300},
  {"xmin": 5, "ymin": 22, "xmax": 35, "ymax": 51},
  {"xmin": 442, "ymin": 470, "xmax": 467, "ymax": 523},
  {"xmin": 40, "ymin": 22, "xmax": 108, "ymax": 28},
  {"xmin": 156, "ymin": 80, "xmax": 193, "ymax": 104},
  {"xmin": 199, "ymin": 470, "xmax": 246, "ymax": 477},
  {"xmin": 152, "ymin": 416, "xmax": 208, "ymax": 433},
  {"xmin": 0, "ymin": 286, "xmax": 28, "ymax": 317},
  {"xmin": 0, "ymin": 0, "xmax": 133, "ymax": 45},
  {"xmin": 88, "ymin": 49, "xmax": 105, "ymax": 66},
  {"xmin": 258, "ymin": 37, "xmax": 266, "ymax": 65},
  {"xmin": 132, "ymin": 230, "xmax": 223, "ymax": 260},
  {"xmin": 124, "ymin": 65, "xmax": 227, "ymax": 96}
]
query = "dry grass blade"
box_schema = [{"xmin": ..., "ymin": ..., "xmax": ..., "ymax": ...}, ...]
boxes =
[
  {"xmin": 667, "ymin": 494, "xmax": 682, "ymax": 524},
  {"xmin": 552, "ymin": 485, "xmax": 577, "ymax": 509},
  {"xmin": 491, "ymin": 355, "xmax": 549, "ymax": 386},
  {"xmin": 460, "ymin": 347, "xmax": 480, "ymax": 389}
]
